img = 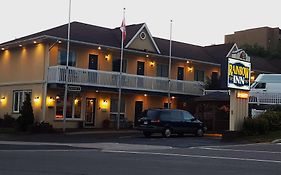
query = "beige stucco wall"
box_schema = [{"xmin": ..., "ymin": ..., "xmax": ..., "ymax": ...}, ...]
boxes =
[
  {"xmin": 0, "ymin": 84, "xmax": 44, "ymax": 121},
  {"xmin": 128, "ymin": 28, "xmax": 157, "ymax": 53},
  {"xmin": 0, "ymin": 44, "xmax": 45, "ymax": 83}
]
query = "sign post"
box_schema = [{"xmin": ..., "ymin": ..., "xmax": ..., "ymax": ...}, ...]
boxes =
[{"xmin": 227, "ymin": 49, "xmax": 251, "ymax": 131}]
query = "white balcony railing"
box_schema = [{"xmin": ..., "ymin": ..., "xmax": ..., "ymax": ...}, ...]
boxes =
[
  {"xmin": 249, "ymin": 91, "xmax": 281, "ymax": 105},
  {"xmin": 48, "ymin": 66, "xmax": 204, "ymax": 96}
]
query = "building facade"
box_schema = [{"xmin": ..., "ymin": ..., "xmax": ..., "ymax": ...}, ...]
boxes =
[{"xmin": 2, "ymin": 22, "xmax": 275, "ymax": 129}]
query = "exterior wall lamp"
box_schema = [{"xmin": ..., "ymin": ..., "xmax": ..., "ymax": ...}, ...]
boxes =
[
  {"xmin": 150, "ymin": 61, "xmax": 155, "ymax": 67},
  {"xmin": 34, "ymin": 96, "xmax": 40, "ymax": 103},
  {"xmin": 0, "ymin": 96, "xmax": 6, "ymax": 102},
  {"xmin": 187, "ymin": 66, "xmax": 193, "ymax": 72},
  {"xmin": 105, "ymin": 54, "xmax": 110, "ymax": 61}
]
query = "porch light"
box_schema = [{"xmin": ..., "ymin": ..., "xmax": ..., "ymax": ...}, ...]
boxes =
[
  {"xmin": 100, "ymin": 99, "xmax": 109, "ymax": 111},
  {"xmin": 144, "ymin": 94, "xmax": 147, "ymax": 97},
  {"xmin": 47, "ymin": 97, "xmax": 55, "ymax": 107},
  {"xmin": 150, "ymin": 61, "xmax": 155, "ymax": 67},
  {"xmin": 19, "ymin": 44, "xmax": 22, "ymax": 47},
  {"xmin": 171, "ymin": 96, "xmax": 175, "ymax": 99},
  {"xmin": 98, "ymin": 46, "xmax": 101, "ymax": 50},
  {"xmin": 105, "ymin": 54, "xmax": 110, "ymax": 61},
  {"xmin": 74, "ymin": 99, "xmax": 79, "ymax": 105},
  {"xmin": 58, "ymin": 40, "xmax": 62, "ymax": 44},
  {"xmin": 187, "ymin": 66, "xmax": 193, "ymax": 72},
  {"xmin": 95, "ymin": 90, "xmax": 99, "ymax": 93},
  {"xmin": 186, "ymin": 60, "xmax": 190, "ymax": 64},
  {"xmin": 34, "ymin": 96, "xmax": 40, "ymax": 103},
  {"xmin": 1, "ymin": 48, "xmax": 4, "ymax": 51},
  {"xmin": 0, "ymin": 96, "xmax": 6, "ymax": 102},
  {"xmin": 146, "ymin": 54, "xmax": 149, "ymax": 58},
  {"xmin": 56, "ymin": 95, "xmax": 60, "ymax": 100},
  {"xmin": 33, "ymin": 41, "xmax": 37, "ymax": 44}
]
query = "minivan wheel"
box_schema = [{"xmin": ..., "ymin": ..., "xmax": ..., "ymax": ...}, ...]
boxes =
[
  {"xmin": 162, "ymin": 128, "xmax": 172, "ymax": 138},
  {"xmin": 143, "ymin": 131, "xmax": 152, "ymax": 138},
  {"xmin": 195, "ymin": 128, "xmax": 204, "ymax": 137}
]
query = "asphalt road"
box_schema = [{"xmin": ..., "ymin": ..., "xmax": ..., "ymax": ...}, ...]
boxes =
[{"xmin": 0, "ymin": 133, "xmax": 280, "ymax": 175}]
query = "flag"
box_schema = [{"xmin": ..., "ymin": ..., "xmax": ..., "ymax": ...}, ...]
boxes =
[{"xmin": 120, "ymin": 18, "xmax": 126, "ymax": 41}]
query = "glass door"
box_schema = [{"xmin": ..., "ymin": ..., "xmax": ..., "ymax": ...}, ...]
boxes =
[{"xmin": 85, "ymin": 98, "xmax": 96, "ymax": 127}]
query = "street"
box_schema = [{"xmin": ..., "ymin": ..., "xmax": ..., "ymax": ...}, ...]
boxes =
[{"xmin": 0, "ymin": 133, "xmax": 280, "ymax": 175}]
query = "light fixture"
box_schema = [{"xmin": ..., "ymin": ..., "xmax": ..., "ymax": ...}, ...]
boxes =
[
  {"xmin": 95, "ymin": 90, "xmax": 99, "ymax": 93},
  {"xmin": 56, "ymin": 95, "xmax": 60, "ymax": 100},
  {"xmin": 98, "ymin": 46, "xmax": 101, "ymax": 50},
  {"xmin": 150, "ymin": 61, "xmax": 155, "ymax": 67},
  {"xmin": 171, "ymin": 96, "xmax": 175, "ymax": 99},
  {"xmin": 100, "ymin": 99, "xmax": 109, "ymax": 111},
  {"xmin": 187, "ymin": 66, "xmax": 193, "ymax": 72},
  {"xmin": 19, "ymin": 44, "xmax": 22, "ymax": 47},
  {"xmin": 58, "ymin": 40, "xmax": 62, "ymax": 44},
  {"xmin": 144, "ymin": 94, "xmax": 147, "ymax": 97},
  {"xmin": 74, "ymin": 98, "xmax": 79, "ymax": 105},
  {"xmin": 34, "ymin": 96, "xmax": 40, "ymax": 103},
  {"xmin": 0, "ymin": 96, "xmax": 6, "ymax": 102},
  {"xmin": 33, "ymin": 41, "xmax": 37, "ymax": 44},
  {"xmin": 1, "ymin": 48, "xmax": 5, "ymax": 51},
  {"xmin": 146, "ymin": 54, "xmax": 149, "ymax": 58},
  {"xmin": 186, "ymin": 60, "xmax": 190, "ymax": 64},
  {"xmin": 105, "ymin": 54, "xmax": 110, "ymax": 61}
]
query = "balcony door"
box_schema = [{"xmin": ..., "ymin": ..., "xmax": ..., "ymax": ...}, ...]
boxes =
[
  {"xmin": 137, "ymin": 61, "xmax": 145, "ymax": 75},
  {"xmin": 84, "ymin": 98, "xmax": 96, "ymax": 127},
  {"xmin": 89, "ymin": 54, "xmax": 98, "ymax": 70},
  {"xmin": 177, "ymin": 67, "xmax": 184, "ymax": 80},
  {"xmin": 134, "ymin": 101, "xmax": 143, "ymax": 126}
]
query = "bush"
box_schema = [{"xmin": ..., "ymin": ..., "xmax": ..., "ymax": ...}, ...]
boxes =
[
  {"xmin": 259, "ymin": 111, "xmax": 281, "ymax": 131},
  {"xmin": 17, "ymin": 94, "xmax": 35, "ymax": 131},
  {"xmin": 1, "ymin": 113, "xmax": 16, "ymax": 128},
  {"xmin": 243, "ymin": 117, "xmax": 269, "ymax": 135}
]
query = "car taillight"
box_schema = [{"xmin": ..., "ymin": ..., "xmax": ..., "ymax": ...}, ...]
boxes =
[{"xmin": 151, "ymin": 119, "xmax": 160, "ymax": 123}]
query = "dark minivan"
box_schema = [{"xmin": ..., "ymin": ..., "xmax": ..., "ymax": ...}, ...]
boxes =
[{"xmin": 137, "ymin": 109, "xmax": 206, "ymax": 138}]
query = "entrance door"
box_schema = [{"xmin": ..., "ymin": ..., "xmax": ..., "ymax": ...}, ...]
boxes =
[
  {"xmin": 134, "ymin": 101, "xmax": 143, "ymax": 125},
  {"xmin": 89, "ymin": 54, "xmax": 98, "ymax": 70},
  {"xmin": 137, "ymin": 61, "xmax": 145, "ymax": 75},
  {"xmin": 177, "ymin": 67, "xmax": 184, "ymax": 80},
  {"xmin": 85, "ymin": 98, "xmax": 96, "ymax": 127}
]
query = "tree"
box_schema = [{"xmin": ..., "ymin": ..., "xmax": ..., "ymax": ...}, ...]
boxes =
[{"xmin": 17, "ymin": 94, "xmax": 35, "ymax": 131}]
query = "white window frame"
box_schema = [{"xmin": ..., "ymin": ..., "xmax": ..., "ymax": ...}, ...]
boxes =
[{"xmin": 12, "ymin": 90, "xmax": 32, "ymax": 113}]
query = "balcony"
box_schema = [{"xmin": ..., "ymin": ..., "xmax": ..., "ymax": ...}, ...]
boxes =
[{"xmin": 48, "ymin": 66, "xmax": 204, "ymax": 96}]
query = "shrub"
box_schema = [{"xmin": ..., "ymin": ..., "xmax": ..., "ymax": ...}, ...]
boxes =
[
  {"xmin": 17, "ymin": 94, "xmax": 35, "ymax": 131},
  {"xmin": 259, "ymin": 111, "xmax": 281, "ymax": 131},
  {"xmin": 243, "ymin": 117, "xmax": 269, "ymax": 135},
  {"xmin": 2, "ymin": 113, "xmax": 16, "ymax": 128}
]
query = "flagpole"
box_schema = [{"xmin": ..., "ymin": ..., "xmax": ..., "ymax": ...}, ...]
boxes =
[
  {"xmin": 117, "ymin": 8, "xmax": 126, "ymax": 130},
  {"xmin": 62, "ymin": 0, "xmax": 72, "ymax": 132},
  {"xmin": 168, "ymin": 19, "xmax": 173, "ymax": 109}
]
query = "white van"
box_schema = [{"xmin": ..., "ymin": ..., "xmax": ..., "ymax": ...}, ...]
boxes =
[{"xmin": 251, "ymin": 74, "xmax": 281, "ymax": 93}]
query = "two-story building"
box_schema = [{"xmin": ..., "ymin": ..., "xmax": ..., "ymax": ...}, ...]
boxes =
[{"xmin": 1, "ymin": 22, "xmax": 278, "ymax": 129}]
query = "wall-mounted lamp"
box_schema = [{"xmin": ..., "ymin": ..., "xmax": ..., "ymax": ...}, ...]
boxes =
[
  {"xmin": 100, "ymin": 99, "xmax": 109, "ymax": 111},
  {"xmin": 186, "ymin": 60, "xmax": 190, "ymax": 64},
  {"xmin": 105, "ymin": 54, "xmax": 110, "ymax": 61},
  {"xmin": 150, "ymin": 61, "xmax": 155, "ymax": 67},
  {"xmin": 95, "ymin": 90, "xmax": 99, "ymax": 93},
  {"xmin": 47, "ymin": 97, "xmax": 55, "ymax": 107},
  {"xmin": 146, "ymin": 54, "xmax": 149, "ymax": 58},
  {"xmin": 187, "ymin": 66, "xmax": 193, "ymax": 72},
  {"xmin": 171, "ymin": 96, "xmax": 175, "ymax": 99},
  {"xmin": 34, "ymin": 96, "xmax": 40, "ymax": 103},
  {"xmin": 58, "ymin": 40, "xmax": 62, "ymax": 44},
  {"xmin": 33, "ymin": 41, "xmax": 37, "ymax": 44},
  {"xmin": 74, "ymin": 98, "xmax": 79, "ymax": 105},
  {"xmin": 56, "ymin": 95, "xmax": 60, "ymax": 100},
  {"xmin": 98, "ymin": 46, "xmax": 101, "ymax": 50},
  {"xmin": 144, "ymin": 94, "xmax": 147, "ymax": 97},
  {"xmin": 0, "ymin": 96, "xmax": 6, "ymax": 103},
  {"xmin": 1, "ymin": 48, "xmax": 5, "ymax": 51},
  {"xmin": 19, "ymin": 44, "xmax": 22, "ymax": 47}
]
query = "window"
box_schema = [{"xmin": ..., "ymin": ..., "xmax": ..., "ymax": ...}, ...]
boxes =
[
  {"xmin": 254, "ymin": 83, "xmax": 266, "ymax": 89},
  {"xmin": 112, "ymin": 59, "xmax": 127, "ymax": 73},
  {"xmin": 194, "ymin": 69, "xmax": 205, "ymax": 81},
  {"xmin": 110, "ymin": 98, "xmax": 125, "ymax": 121},
  {"xmin": 182, "ymin": 111, "xmax": 194, "ymax": 121},
  {"xmin": 13, "ymin": 90, "xmax": 32, "ymax": 113},
  {"xmin": 157, "ymin": 64, "xmax": 169, "ymax": 77},
  {"xmin": 58, "ymin": 50, "xmax": 76, "ymax": 66},
  {"xmin": 55, "ymin": 94, "xmax": 82, "ymax": 119}
]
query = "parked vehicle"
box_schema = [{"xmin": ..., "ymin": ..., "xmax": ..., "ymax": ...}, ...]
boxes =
[
  {"xmin": 136, "ymin": 109, "xmax": 206, "ymax": 138},
  {"xmin": 251, "ymin": 74, "xmax": 281, "ymax": 93}
]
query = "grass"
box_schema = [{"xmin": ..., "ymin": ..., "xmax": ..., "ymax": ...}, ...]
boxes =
[{"xmin": 241, "ymin": 130, "xmax": 281, "ymax": 143}]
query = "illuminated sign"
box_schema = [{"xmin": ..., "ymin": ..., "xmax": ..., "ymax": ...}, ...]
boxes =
[
  {"xmin": 236, "ymin": 92, "xmax": 249, "ymax": 99},
  {"xmin": 228, "ymin": 58, "xmax": 251, "ymax": 90}
]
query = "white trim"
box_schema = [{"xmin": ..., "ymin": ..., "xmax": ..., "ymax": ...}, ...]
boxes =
[
  {"xmin": 0, "ymin": 80, "xmax": 45, "ymax": 87},
  {"xmin": 125, "ymin": 23, "xmax": 161, "ymax": 54},
  {"xmin": 226, "ymin": 43, "xmax": 238, "ymax": 58}
]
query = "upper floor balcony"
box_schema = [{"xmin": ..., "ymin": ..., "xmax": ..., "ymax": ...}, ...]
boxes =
[{"xmin": 48, "ymin": 66, "xmax": 204, "ymax": 96}]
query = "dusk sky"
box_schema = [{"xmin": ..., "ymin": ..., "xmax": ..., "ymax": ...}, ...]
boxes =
[{"xmin": 1, "ymin": 0, "xmax": 280, "ymax": 46}]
